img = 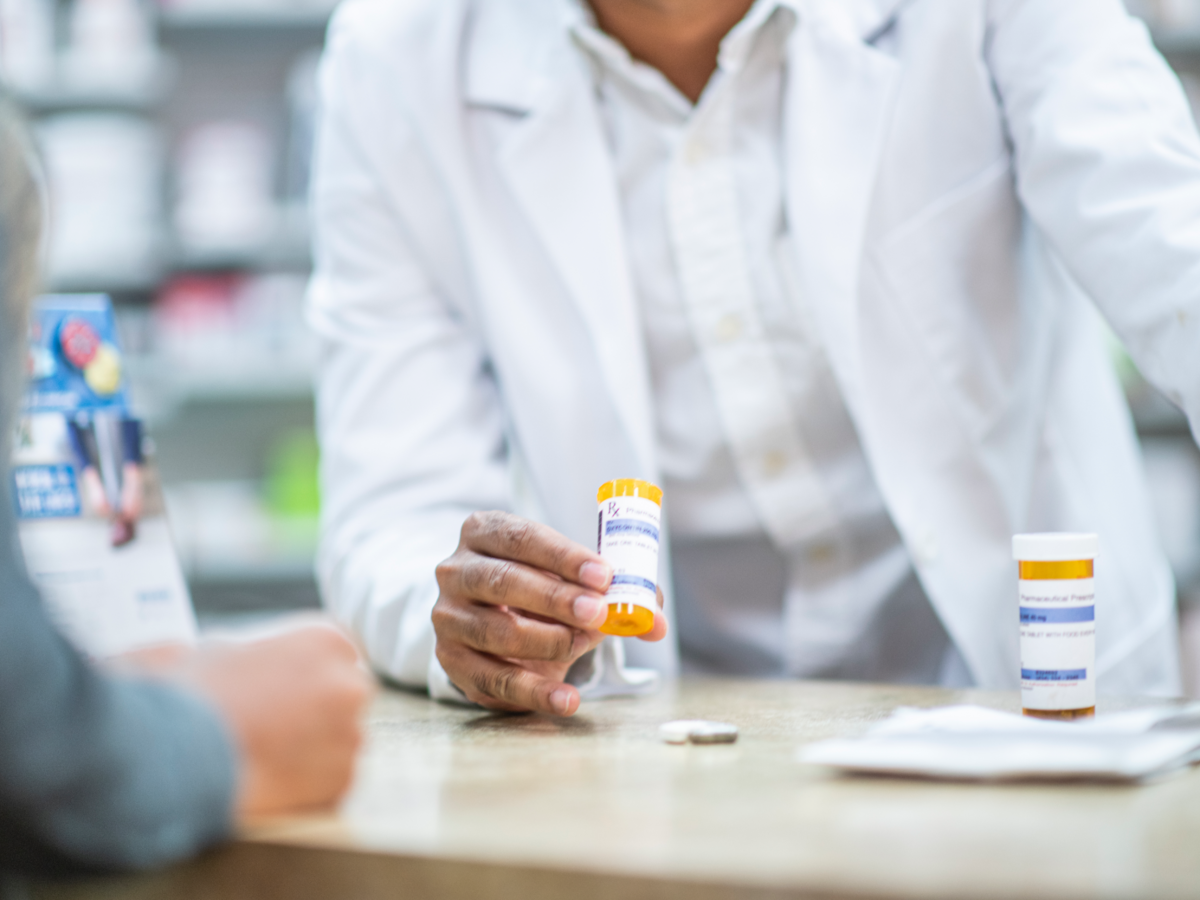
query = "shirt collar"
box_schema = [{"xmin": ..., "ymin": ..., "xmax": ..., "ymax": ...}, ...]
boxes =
[
  {"xmin": 567, "ymin": 0, "xmax": 798, "ymax": 100},
  {"xmin": 719, "ymin": 0, "xmax": 798, "ymax": 74}
]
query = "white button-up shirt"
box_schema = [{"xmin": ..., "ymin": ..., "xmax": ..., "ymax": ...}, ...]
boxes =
[{"xmin": 569, "ymin": 0, "xmax": 969, "ymax": 684}]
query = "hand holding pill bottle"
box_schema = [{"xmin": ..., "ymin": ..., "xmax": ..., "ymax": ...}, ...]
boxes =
[
  {"xmin": 596, "ymin": 479, "xmax": 662, "ymax": 637},
  {"xmin": 1013, "ymin": 533, "xmax": 1097, "ymax": 720}
]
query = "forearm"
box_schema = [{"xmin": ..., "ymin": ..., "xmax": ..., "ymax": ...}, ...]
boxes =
[
  {"xmin": 0, "ymin": 528, "xmax": 235, "ymax": 874},
  {"xmin": 0, "ymin": 678, "xmax": 235, "ymax": 874}
]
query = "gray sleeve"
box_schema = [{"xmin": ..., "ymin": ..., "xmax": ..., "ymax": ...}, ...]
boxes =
[
  {"xmin": 0, "ymin": 91, "xmax": 236, "ymax": 875},
  {"xmin": 0, "ymin": 503, "xmax": 237, "ymax": 874}
]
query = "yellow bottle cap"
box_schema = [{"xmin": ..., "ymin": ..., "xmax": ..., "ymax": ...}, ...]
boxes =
[{"xmin": 596, "ymin": 478, "xmax": 662, "ymax": 506}]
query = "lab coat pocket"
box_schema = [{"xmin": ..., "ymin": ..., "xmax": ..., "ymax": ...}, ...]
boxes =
[{"xmin": 870, "ymin": 159, "xmax": 1022, "ymax": 440}]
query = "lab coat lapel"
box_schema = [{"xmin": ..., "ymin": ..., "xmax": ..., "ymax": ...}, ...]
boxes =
[
  {"xmin": 489, "ymin": 37, "xmax": 657, "ymax": 479},
  {"xmin": 782, "ymin": 5, "xmax": 902, "ymax": 421}
]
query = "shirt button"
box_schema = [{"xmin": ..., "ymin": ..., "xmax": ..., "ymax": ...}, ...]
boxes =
[
  {"xmin": 808, "ymin": 541, "xmax": 837, "ymax": 565},
  {"xmin": 761, "ymin": 450, "xmax": 788, "ymax": 478},
  {"xmin": 713, "ymin": 313, "xmax": 744, "ymax": 343},
  {"xmin": 686, "ymin": 139, "xmax": 711, "ymax": 165}
]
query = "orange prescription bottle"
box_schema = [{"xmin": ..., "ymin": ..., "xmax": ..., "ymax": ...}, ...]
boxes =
[
  {"xmin": 1012, "ymin": 533, "xmax": 1097, "ymax": 720},
  {"xmin": 596, "ymin": 479, "xmax": 662, "ymax": 637}
]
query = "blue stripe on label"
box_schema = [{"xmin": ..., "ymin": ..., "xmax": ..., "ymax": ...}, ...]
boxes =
[
  {"xmin": 1021, "ymin": 668, "xmax": 1087, "ymax": 681},
  {"xmin": 1020, "ymin": 606, "xmax": 1095, "ymax": 624},
  {"xmin": 611, "ymin": 575, "xmax": 656, "ymax": 592},
  {"xmin": 605, "ymin": 518, "xmax": 660, "ymax": 541}
]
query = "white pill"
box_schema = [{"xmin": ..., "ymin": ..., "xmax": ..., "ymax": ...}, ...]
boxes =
[{"xmin": 659, "ymin": 720, "xmax": 739, "ymax": 745}]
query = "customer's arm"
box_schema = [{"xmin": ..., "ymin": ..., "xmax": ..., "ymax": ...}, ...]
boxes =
[
  {"xmin": 1, "ymin": 91, "xmax": 370, "ymax": 874},
  {"xmin": 0, "ymin": 510, "xmax": 371, "ymax": 874},
  {"xmin": 0, "ymin": 94, "xmax": 235, "ymax": 873},
  {"xmin": 0, "ymin": 510, "xmax": 235, "ymax": 874}
]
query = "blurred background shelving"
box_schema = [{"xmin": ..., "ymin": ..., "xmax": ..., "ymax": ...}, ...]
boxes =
[
  {"xmin": 0, "ymin": 0, "xmax": 331, "ymax": 622},
  {"xmin": 3, "ymin": 0, "xmax": 1200, "ymax": 682}
]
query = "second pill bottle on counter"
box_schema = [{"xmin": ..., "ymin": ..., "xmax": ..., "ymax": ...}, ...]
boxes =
[
  {"xmin": 1012, "ymin": 533, "xmax": 1097, "ymax": 720},
  {"xmin": 596, "ymin": 478, "xmax": 662, "ymax": 637}
]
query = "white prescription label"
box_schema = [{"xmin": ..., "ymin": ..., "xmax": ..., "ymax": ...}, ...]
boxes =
[
  {"xmin": 1019, "ymin": 577, "xmax": 1095, "ymax": 711},
  {"xmin": 597, "ymin": 495, "xmax": 661, "ymax": 612}
]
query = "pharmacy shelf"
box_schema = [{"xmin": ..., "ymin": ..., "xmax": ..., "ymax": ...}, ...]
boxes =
[
  {"xmin": 184, "ymin": 555, "xmax": 316, "ymax": 583},
  {"xmin": 1152, "ymin": 30, "xmax": 1200, "ymax": 56},
  {"xmin": 126, "ymin": 353, "xmax": 315, "ymax": 422},
  {"xmin": 13, "ymin": 55, "xmax": 177, "ymax": 112},
  {"xmin": 46, "ymin": 266, "xmax": 162, "ymax": 296},
  {"xmin": 158, "ymin": 5, "xmax": 334, "ymax": 30},
  {"xmin": 170, "ymin": 208, "xmax": 313, "ymax": 273},
  {"xmin": 166, "ymin": 479, "xmax": 319, "ymax": 585},
  {"xmin": 170, "ymin": 242, "xmax": 312, "ymax": 275},
  {"xmin": 45, "ymin": 221, "xmax": 311, "ymax": 297},
  {"xmin": 15, "ymin": 81, "xmax": 168, "ymax": 113}
]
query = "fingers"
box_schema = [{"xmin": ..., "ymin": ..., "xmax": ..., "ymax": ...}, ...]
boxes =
[
  {"xmin": 282, "ymin": 622, "xmax": 363, "ymax": 665},
  {"xmin": 638, "ymin": 608, "xmax": 669, "ymax": 643},
  {"xmin": 460, "ymin": 511, "xmax": 612, "ymax": 591},
  {"xmin": 434, "ymin": 601, "xmax": 597, "ymax": 663},
  {"xmin": 635, "ymin": 586, "xmax": 668, "ymax": 642},
  {"xmin": 437, "ymin": 641, "xmax": 581, "ymax": 716},
  {"xmin": 223, "ymin": 625, "xmax": 372, "ymax": 819},
  {"xmin": 434, "ymin": 511, "xmax": 670, "ymax": 715},
  {"xmin": 438, "ymin": 552, "xmax": 610, "ymax": 630}
]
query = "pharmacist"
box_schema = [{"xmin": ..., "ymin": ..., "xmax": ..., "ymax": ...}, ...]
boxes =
[{"xmin": 308, "ymin": 0, "xmax": 1200, "ymax": 715}]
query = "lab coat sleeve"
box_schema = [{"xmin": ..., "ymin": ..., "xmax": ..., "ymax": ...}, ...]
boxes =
[
  {"xmin": 306, "ymin": 12, "xmax": 511, "ymax": 696},
  {"xmin": 987, "ymin": 0, "xmax": 1200, "ymax": 444}
]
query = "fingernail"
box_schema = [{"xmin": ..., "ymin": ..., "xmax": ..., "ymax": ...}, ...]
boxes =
[
  {"xmin": 550, "ymin": 688, "xmax": 574, "ymax": 716},
  {"xmin": 573, "ymin": 596, "xmax": 607, "ymax": 627},
  {"xmin": 579, "ymin": 561, "xmax": 612, "ymax": 591}
]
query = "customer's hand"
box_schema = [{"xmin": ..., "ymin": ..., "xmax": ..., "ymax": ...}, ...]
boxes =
[
  {"xmin": 432, "ymin": 511, "xmax": 668, "ymax": 717},
  {"xmin": 169, "ymin": 625, "xmax": 373, "ymax": 821}
]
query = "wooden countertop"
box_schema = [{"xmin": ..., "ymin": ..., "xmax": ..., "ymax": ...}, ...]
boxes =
[{"xmin": 34, "ymin": 678, "xmax": 1200, "ymax": 900}]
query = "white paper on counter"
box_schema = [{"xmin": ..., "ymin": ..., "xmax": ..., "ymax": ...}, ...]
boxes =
[{"xmin": 797, "ymin": 704, "xmax": 1200, "ymax": 782}]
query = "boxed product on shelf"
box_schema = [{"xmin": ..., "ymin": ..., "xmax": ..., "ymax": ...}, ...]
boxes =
[
  {"xmin": 173, "ymin": 119, "xmax": 277, "ymax": 253},
  {"xmin": 36, "ymin": 113, "xmax": 164, "ymax": 289},
  {"xmin": 0, "ymin": 0, "xmax": 56, "ymax": 90},
  {"xmin": 61, "ymin": 0, "xmax": 159, "ymax": 89},
  {"xmin": 12, "ymin": 294, "xmax": 197, "ymax": 658},
  {"xmin": 2, "ymin": 0, "xmax": 166, "ymax": 102}
]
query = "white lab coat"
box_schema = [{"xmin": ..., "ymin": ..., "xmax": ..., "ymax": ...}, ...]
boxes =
[{"xmin": 308, "ymin": 0, "xmax": 1200, "ymax": 698}]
